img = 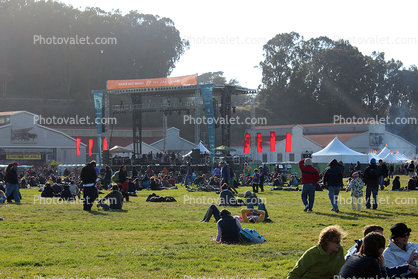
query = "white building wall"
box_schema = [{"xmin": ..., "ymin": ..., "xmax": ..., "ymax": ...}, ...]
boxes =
[{"xmin": 0, "ymin": 111, "xmax": 86, "ymax": 164}]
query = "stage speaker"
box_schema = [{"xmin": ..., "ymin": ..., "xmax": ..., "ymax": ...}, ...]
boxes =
[
  {"xmin": 102, "ymin": 150, "xmax": 110, "ymax": 165},
  {"xmin": 191, "ymin": 149, "xmax": 200, "ymax": 164}
]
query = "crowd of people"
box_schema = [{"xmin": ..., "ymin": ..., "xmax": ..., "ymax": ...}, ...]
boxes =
[
  {"xmin": 287, "ymin": 222, "xmax": 418, "ymax": 278},
  {"xmin": 3, "ymin": 158, "xmax": 418, "ymax": 278}
]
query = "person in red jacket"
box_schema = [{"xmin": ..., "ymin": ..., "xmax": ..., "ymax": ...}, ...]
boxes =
[{"xmin": 298, "ymin": 158, "xmax": 320, "ymax": 213}]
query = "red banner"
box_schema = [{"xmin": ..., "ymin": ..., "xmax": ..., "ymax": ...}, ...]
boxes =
[
  {"xmin": 76, "ymin": 138, "xmax": 81, "ymax": 156},
  {"xmin": 107, "ymin": 74, "xmax": 197, "ymax": 90},
  {"xmin": 285, "ymin": 133, "xmax": 292, "ymax": 153},
  {"xmin": 270, "ymin": 131, "xmax": 276, "ymax": 152},
  {"xmin": 244, "ymin": 133, "xmax": 251, "ymax": 153},
  {"xmin": 102, "ymin": 138, "xmax": 108, "ymax": 151},
  {"xmin": 257, "ymin": 133, "xmax": 263, "ymax": 153},
  {"xmin": 88, "ymin": 139, "xmax": 93, "ymax": 157}
]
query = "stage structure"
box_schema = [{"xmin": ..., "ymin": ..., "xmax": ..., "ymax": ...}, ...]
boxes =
[{"xmin": 95, "ymin": 74, "xmax": 256, "ymax": 167}]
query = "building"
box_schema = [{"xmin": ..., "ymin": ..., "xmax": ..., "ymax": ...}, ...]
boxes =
[
  {"xmin": 0, "ymin": 111, "xmax": 86, "ymax": 165},
  {"xmin": 232, "ymin": 123, "xmax": 416, "ymax": 163}
]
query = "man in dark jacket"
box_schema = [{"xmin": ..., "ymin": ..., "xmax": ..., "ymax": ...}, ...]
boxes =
[
  {"xmin": 364, "ymin": 158, "xmax": 380, "ymax": 210},
  {"xmin": 378, "ymin": 159, "xmax": 388, "ymax": 190},
  {"xmin": 5, "ymin": 161, "xmax": 21, "ymax": 203},
  {"xmin": 323, "ymin": 159, "xmax": 343, "ymax": 213},
  {"xmin": 80, "ymin": 160, "xmax": 98, "ymax": 211}
]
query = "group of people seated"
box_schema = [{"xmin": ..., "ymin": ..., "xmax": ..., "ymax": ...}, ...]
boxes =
[
  {"xmin": 198, "ymin": 184, "xmax": 272, "ymax": 243},
  {"xmin": 287, "ymin": 223, "xmax": 418, "ymax": 278}
]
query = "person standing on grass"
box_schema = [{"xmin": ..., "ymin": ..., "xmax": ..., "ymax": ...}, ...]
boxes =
[
  {"xmin": 346, "ymin": 171, "xmax": 364, "ymax": 211},
  {"xmin": 378, "ymin": 159, "xmax": 388, "ymax": 190},
  {"xmin": 363, "ymin": 158, "xmax": 380, "ymax": 210},
  {"xmin": 323, "ymin": 159, "xmax": 343, "ymax": 213},
  {"xmin": 298, "ymin": 158, "xmax": 320, "ymax": 213},
  {"xmin": 80, "ymin": 160, "xmax": 98, "ymax": 211},
  {"xmin": 5, "ymin": 162, "xmax": 21, "ymax": 203}
]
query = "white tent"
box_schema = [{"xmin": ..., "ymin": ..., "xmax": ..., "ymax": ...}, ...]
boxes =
[
  {"xmin": 377, "ymin": 146, "xmax": 390, "ymax": 159},
  {"xmin": 382, "ymin": 153, "xmax": 402, "ymax": 163},
  {"xmin": 183, "ymin": 141, "xmax": 210, "ymax": 157},
  {"xmin": 394, "ymin": 153, "xmax": 411, "ymax": 162},
  {"xmin": 312, "ymin": 137, "xmax": 369, "ymax": 164}
]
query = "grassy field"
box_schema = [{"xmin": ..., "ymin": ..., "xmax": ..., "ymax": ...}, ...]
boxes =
[{"xmin": 1, "ymin": 176, "xmax": 417, "ymax": 279}]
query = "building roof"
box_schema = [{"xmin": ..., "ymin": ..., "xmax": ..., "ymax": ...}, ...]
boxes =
[{"xmin": 304, "ymin": 132, "xmax": 364, "ymax": 147}]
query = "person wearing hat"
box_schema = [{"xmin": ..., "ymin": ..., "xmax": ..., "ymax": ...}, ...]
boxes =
[
  {"xmin": 298, "ymin": 158, "xmax": 320, "ymax": 213},
  {"xmin": 5, "ymin": 162, "xmax": 21, "ymax": 203},
  {"xmin": 97, "ymin": 184, "xmax": 123, "ymax": 211},
  {"xmin": 346, "ymin": 171, "xmax": 364, "ymax": 211},
  {"xmin": 363, "ymin": 158, "xmax": 380, "ymax": 210},
  {"xmin": 383, "ymin": 223, "xmax": 418, "ymax": 278}
]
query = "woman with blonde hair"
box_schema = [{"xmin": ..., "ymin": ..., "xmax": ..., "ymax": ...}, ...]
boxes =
[{"xmin": 287, "ymin": 225, "xmax": 346, "ymax": 279}]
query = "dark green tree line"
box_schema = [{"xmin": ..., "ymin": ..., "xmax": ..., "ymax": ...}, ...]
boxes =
[{"xmin": 0, "ymin": 0, "xmax": 189, "ymax": 99}]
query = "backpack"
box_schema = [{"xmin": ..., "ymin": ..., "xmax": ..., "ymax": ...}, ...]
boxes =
[
  {"xmin": 369, "ymin": 168, "xmax": 379, "ymax": 179},
  {"xmin": 327, "ymin": 168, "xmax": 342, "ymax": 186},
  {"xmin": 111, "ymin": 171, "xmax": 120, "ymax": 182},
  {"xmin": 230, "ymin": 168, "xmax": 234, "ymax": 178},
  {"xmin": 238, "ymin": 228, "xmax": 265, "ymax": 244}
]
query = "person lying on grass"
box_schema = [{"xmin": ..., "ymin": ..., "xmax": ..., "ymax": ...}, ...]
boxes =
[{"xmin": 200, "ymin": 202, "xmax": 269, "ymax": 223}]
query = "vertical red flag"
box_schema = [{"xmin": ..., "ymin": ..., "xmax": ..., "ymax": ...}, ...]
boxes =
[
  {"xmin": 244, "ymin": 133, "xmax": 251, "ymax": 154},
  {"xmin": 257, "ymin": 133, "xmax": 263, "ymax": 153},
  {"xmin": 285, "ymin": 133, "xmax": 292, "ymax": 153},
  {"xmin": 76, "ymin": 138, "xmax": 81, "ymax": 156},
  {"xmin": 102, "ymin": 138, "xmax": 108, "ymax": 151},
  {"xmin": 88, "ymin": 139, "xmax": 93, "ymax": 157},
  {"xmin": 270, "ymin": 131, "xmax": 276, "ymax": 152}
]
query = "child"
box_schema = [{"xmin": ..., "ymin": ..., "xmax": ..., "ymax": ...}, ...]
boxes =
[
  {"xmin": 252, "ymin": 169, "xmax": 260, "ymax": 193},
  {"xmin": 346, "ymin": 172, "xmax": 364, "ymax": 211}
]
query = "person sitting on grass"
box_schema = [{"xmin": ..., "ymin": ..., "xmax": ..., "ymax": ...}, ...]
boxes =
[
  {"xmin": 219, "ymin": 183, "xmax": 238, "ymax": 206},
  {"xmin": 339, "ymin": 232, "xmax": 386, "ymax": 278},
  {"xmin": 392, "ymin": 176, "xmax": 401, "ymax": 191},
  {"xmin": 41, "ymin": 183, "xmax": 54, "ymax": 198},
  {"xmin": 212, "ymin": 209, "xmax": 242, "ymax": 244},
  {"xmin": 59, "ymin": 184, "xmax": 75, "ymax": 201},
  {"xmin": 97, "ymin": 184, "xmax": 123, "ymax": 211},
  {"xmin": 0, "ymin": 189, "xmax": 6, "ymax": 204},
  {"xmin": 345, "ymin": 224, "xmax": 384, "ymax": 260},
  {"xmin": 287, "ymin": 225, "xmax": 346, "ymax": 279}
]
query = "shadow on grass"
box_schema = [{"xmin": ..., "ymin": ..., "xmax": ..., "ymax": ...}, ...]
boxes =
[{"xmin": 313, "ymin": 209, "xmax": 395, "ymax": 220}]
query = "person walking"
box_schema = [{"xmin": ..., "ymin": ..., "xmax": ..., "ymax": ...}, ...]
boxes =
[
  {"xmin": 323, "ymin": 159, "xmax": 343, "ymax": 213},
  {"xmin": 378, "ymin": 159, "xmax": 388, "ymax": 190},
  {"xmin": 5, "ymin": 162, "xmax": 21, "ymax": 203},
  {"xmin": 346, "ymin": 171, "xmax": 364, "ymax": 211},
  {"xmin": 298, "ymin": 158, "xmax": 320, "ymax": 213},
  {"xmin": 364, "ymin": 158, "xmax": 380, "ymax": 210}
]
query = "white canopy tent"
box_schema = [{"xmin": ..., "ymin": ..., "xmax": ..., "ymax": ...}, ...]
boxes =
[
  {"xmin": 183, "ymin": 141, "xmax": 210, "ymax": 157},
  {"xmin": 312, "ymin": 137, "xmax": 369, "ymax": 164},
  {"xmin": 377, "ymin": 146, "xmax": 391, "ymax": 159},
  {"xmin": 382, "ymin": 153, "xmax": 402, "ymax": 163}
]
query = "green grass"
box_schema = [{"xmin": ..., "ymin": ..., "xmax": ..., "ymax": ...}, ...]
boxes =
[{"xmin": 1, "ymin": 176, "xmax": 417, "ymax": 279}]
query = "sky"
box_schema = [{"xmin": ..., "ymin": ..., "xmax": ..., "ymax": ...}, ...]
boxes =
[{"xmin": 60, "ymin": 0, "xmax": 417, "ymax": 90}]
